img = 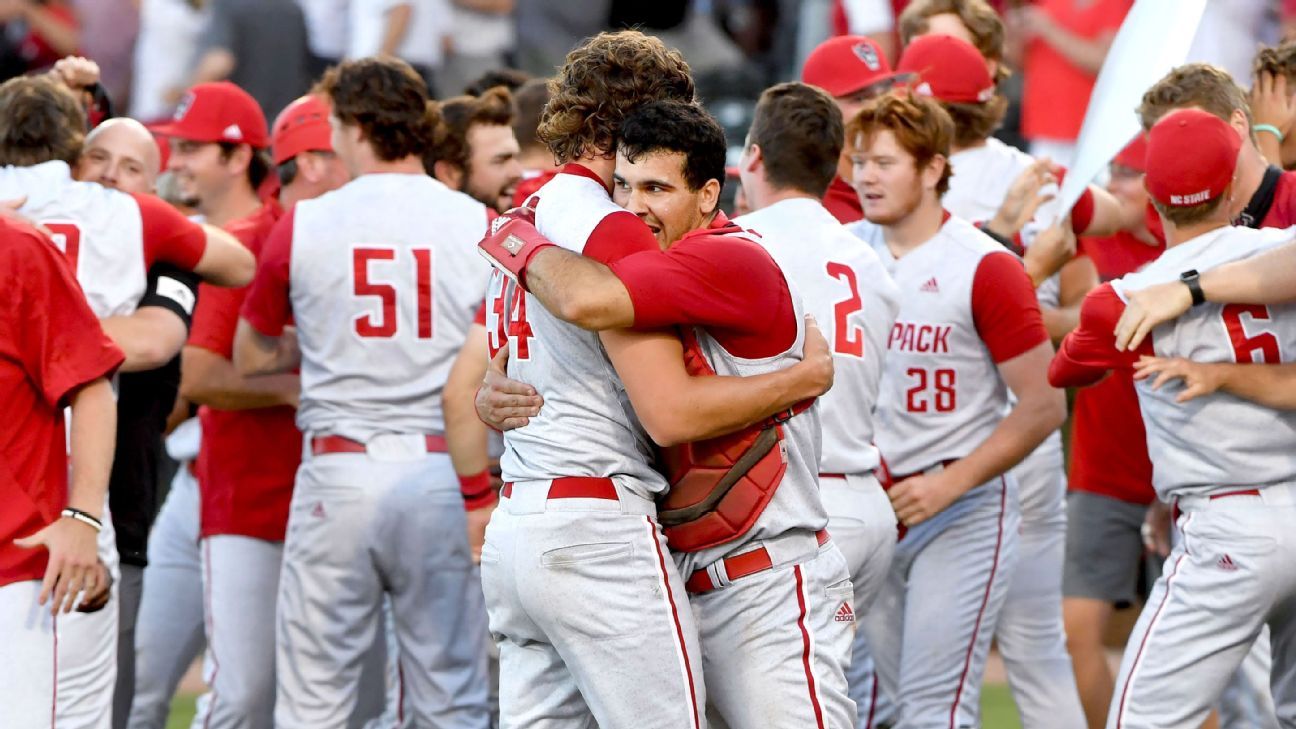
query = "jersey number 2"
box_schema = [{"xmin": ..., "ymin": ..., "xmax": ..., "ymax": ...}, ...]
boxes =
[
  {"xmin": 826, "ymin": 261, "xmax": 865, "ymax": 358},
  {"xmin": 352, "ymin": 247, "xmax": 433, "ymax": 339}
]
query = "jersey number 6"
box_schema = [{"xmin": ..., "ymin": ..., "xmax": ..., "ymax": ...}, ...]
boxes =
[{"xmin": 352, "ymin": 247, "xmax": 433, "ymax": 339}]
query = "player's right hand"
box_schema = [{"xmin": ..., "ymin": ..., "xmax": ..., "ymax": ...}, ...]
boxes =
[
  {"xmin": 987, "ymin": 157, "xmax": 1057, "ymax": 240},
  {"xmin": 466, "ymin": 505, "xmax": 493, "ymax": 564},
  {"xmin": 476, "ymin": 347, "xmax": 542, "ymax": 431},
  {"xmin": 1141, "ymin": 500, "xmax": 1173, "ymax": 558},
  {"xmin": 1022, "ymin": 218, "xmax": 1075, "ymax": 287},
  {"xmin": 1114, "ymin": 280, "xmax": 1193, "ymax": 351},
  {"xmin": 14, "ymin": 516, "xmax": 104, "ymax": 615}
]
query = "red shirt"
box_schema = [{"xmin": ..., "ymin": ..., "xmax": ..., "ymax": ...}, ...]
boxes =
[
  {"xmin": 609, "ymin": 214, "xmax": 798, "ymax": 359},
  {"xmin": 1021, "ymin": 0, "xmax": 1131, "ymax": 142},
  {"xmin": 1066, "ymin": 231, "xmax": 1163, "ymax": 504},
  {"xmin": 822, "ymin": 176, "xmax": 863, "ymax": 225},
  {"xmin": 1049, "ymin": 283, "xmax": 1153, "ymax": 388},
  {"xmin": 190, "ymin": 201, "xmax": 303, "ymax": 542},
  {"xmin": 0, "ymin": 219, "xmax": 124, "ymax": 587},
  {"xmin": 1260, "ymin": 169, "xmax": 1296, "ymax": 228}
]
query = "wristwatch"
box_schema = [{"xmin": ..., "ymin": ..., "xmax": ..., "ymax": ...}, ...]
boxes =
[{"xmin": 1180, "ymin": 269, "xmax": 1206, "ymax": 307}]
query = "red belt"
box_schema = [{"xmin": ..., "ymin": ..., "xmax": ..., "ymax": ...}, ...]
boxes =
[
  {"xmin": 884, "ymin": 459, "xmax": 958, "ymax": 488},
  {"xmin": 500, "ymin": 476, "xmax": 618, "ymax": 501},
  {"xmin": 685, "ymin": 529, "xmax": 830, "ymax": 594},
  {"xmin": 310, "ymin": 434, "xmax": 448, "ymax": 456},
  {"xmin": 1211, "ymin": 488, "xmax": 1261, "ymax": 500}
]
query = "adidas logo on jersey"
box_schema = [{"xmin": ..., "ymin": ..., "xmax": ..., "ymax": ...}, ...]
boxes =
[
  {"xmin": 311, "ymin": 501, "xmax": 326, "ymax": 519},
  {"xmin": 1217, "ymin": 554, "xmax": 1238, "ymax": 571},
  {"xmin": 834, "ymin": 602, "xmax": 855, "ymax": 623},
  {"xmin": 919, "ymin": 277, "xmax": 939, "ymax": 293}
]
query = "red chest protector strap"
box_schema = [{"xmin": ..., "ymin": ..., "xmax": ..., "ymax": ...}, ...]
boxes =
[{"xmin": 655, "ymin": 327, "xmax": 814, "ymax": 553}]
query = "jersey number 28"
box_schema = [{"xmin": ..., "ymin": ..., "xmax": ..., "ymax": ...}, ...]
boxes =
[{"xmin": 352, "ymin": 247, "xmax": 433, "ymax": 339}]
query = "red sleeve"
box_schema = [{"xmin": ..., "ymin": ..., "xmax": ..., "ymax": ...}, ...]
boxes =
[
  {"xmin": 610, "ymin": 234, "xmax": 797, "ymax": 358},
  {"xmin": 473, "ymin": 300, "xmax": 487, "ymax": 326},
  {"xmin": 1048, "ymin": 283, "xmax": 1152, "ymax": 387},
  {"xmin": 240, "ymin": 209, "xmax": 294, "ymax": 337},
  {"xmin": 971, "ymin": 251, "xmax": 1050, "ymax": 363},
  {"xmin": 8, "ymin": 223, "xmax": 123, "ymax": 406},
  {"xmin": 582, "ymin": 210, "xmax": 661, "ymax": 265},
  {"xmin": 188, "ymin": 283, "xmax": 243, "ymax": 358},
  {"xmin": 132, "ymin": 193, "xmax": 207, "ymax": 271}
]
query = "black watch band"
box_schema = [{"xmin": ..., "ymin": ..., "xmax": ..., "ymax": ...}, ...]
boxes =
[{"xmin": 1180, "ymin": 269, "xmax": 1206, "ymax": 307}]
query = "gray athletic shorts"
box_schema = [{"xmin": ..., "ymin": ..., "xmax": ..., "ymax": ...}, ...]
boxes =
[{"xmin": 1062, "ymin": 490, "xmax": 1148, "ymax": 608}]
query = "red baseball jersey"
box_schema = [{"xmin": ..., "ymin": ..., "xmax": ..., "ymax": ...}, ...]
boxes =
[
  {"xmin": 1066, "ymin": 231, "xmax": 1163, "ymax": 505},
  {"xmin": 512, "ymin": 169, "xmax": 558, "ymax": 210},
  {"xmin": 190, "ymin": 201, "xmax": 303, "ymax": 542},
  {"xmin": 1259, "ymin": 168, "xmax": 1296, "ymax": 228},
  {"xmin": 822, "ymin": 175, "xmax": 863, "ymax": 225},
  {"xmin": 0, "ymin": 219, "xmax": 124, "ymax": 587}
]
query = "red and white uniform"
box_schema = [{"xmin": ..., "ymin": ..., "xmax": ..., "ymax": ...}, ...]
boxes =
[
  {"xmin": 737, "ymin": 197, "xmax": 900, "ymax": 727},
  {"xmin": 1050, "ymin": 224, "xmax": 1296, "ymax": 729},
  {"xmin": 850, "ymin": 213, "xmax": 1046, "ymax": 728},
  {"xmin": 186, "ymin": 200, "xmax": 296, "ymax": 729},
  {"xmin": 822, "ymin": 175, "xmax": 863, "ymax": 225},
  {"xmin": 0, "ymin": 218, "xmax": 124, "ymax": 729},
  {"xmin": 481, "ymin": 164, "xmax": 705, "ymax": 729},
  {"xmin": 600, "ymin": 211, "xmax": 856, "ymax": 729},
  {"xmin": 0, "ymin": 161, "xmax": 208, "ymax": 319},
  {"xmin": 945, "ymin": 137, "xmax": 1085, "ymax": 729},
  {"xmin": 241, "ymin": 173, "xmax": 494, "ymax": 728}
]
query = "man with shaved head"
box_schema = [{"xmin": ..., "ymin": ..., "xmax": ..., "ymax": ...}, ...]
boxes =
[{"xmin": 77, "ymin": 118, "xmax": 163, "ymax": 195}]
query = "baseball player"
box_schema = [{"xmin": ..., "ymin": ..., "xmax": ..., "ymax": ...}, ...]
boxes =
[
  {"xmin": 509, "ymin": 78, "xmax": 558, "ymax": 208},
  {"xmin": 731, "ymin": 81, "xmax": 901, "ymax": 729},
  {"xmin": 234, "ymin": 57, "xmax": 493, "ymax": 728},
  {"xmin": 470, "ymin": 30, "xmax": 838, "ymax": 729},
  {"xmin": 801, "ymin": 35, "xmax": 907, "ymax": 224},
  {"xmin": 1060, "ymin": 137, "xmax": 1166, "ymax": 729},
  {"xmin": 847, "ymin": 90, "xmax": 1065, "ymax": 728},
  {"xmin": 481, "ymin": 98, "xmax": 853, "ymax": 728},
  {"xmin": 0, "ymin": 217, "xmax": 124, "ymax": 729},
  {"xmin": 155, "ymin": 81, "xmax": 297, "ymax": 729},
  {"xmin": 1051, "ymin": 107, "xmax": 1296, "ymax": 729},
  {"xmin": 427, "ymin": 86, "xmax": 524, "ymax": 213},
  {"xmin": 0, "ymin": 72, "xmax": 254, "ymax": 728},
  {"xmin": 893, "ymin": 31, "xmax": 1103, "ymax": 729}
]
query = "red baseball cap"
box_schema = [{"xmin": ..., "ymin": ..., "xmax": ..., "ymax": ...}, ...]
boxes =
[
  {"xmin": 1145, "ymin": 108, "xmax": 1241, "ymax": 208},
  {"xmin": 802, "ymin": 35, "xmax": 900, "ymax": 98},
  {"xmin": 1113, "ymin": 134, "xmax": 1148, "ymax": 173},
  {"xmin": 151, "ymin": 82, "xmax": 269, "ymax": 149},
  {"xmin": 271, "ymin": 95, "xmax": 333, "ymax": 165},
  {"xmin": 896, "ymin": 34, "xmax": 996, "ymax": 104}
]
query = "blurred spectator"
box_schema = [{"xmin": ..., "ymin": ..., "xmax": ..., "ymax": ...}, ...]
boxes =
[
  {"xmin": 130, "ymin": 0, "xmax": 207, "ymax": 123},
  {"xmin": 513, "ymin": 0, "xmax": 609, "ymax": 77},
  {"xmin": 508, "ymin": 76, "xmax": 555, "ymax": 205},
  {"xmin": 426, "ymin": 86, "xmax": 522, "ymax": 212},
  {"xmin": 296, "ymin": 0, "xmax": 348, "ymax": 73},
  {"xmin": 645, "ymin": 0, "xmax": 745, "ymax": 76},
  {"xmin": 1186, "ymin": 0, "xmax": 1279, "ymax": 83},
  {"xmin": 830, "ymin": 0, "xmax": 896, "ymax": 61},
  {"xmin": 348, "ymin": 0, "xmax": 452, "ymax": 94},
  {"xmin": 439, "ymin": 0, "xmax": 515, "ymax": 98},
  {"xmin": 1010, "ymin": 0, "xmax": 1131, "ymax": 168},
  {"xmin": 1251, "ymin": 40, "xmax": 1296, "ymax": 169},
  {"xmin": 183, "ymin": 0, "xmax": 312, "ymax": 120},
  {"xmin": 0, "ymin": 0, "xmax": 79, "ymax": 80},
  {"xmin": 72, "ymin": 0, "xmax": 137, "ymax": 104}
]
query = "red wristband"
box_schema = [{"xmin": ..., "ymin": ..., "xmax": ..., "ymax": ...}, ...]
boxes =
[
  {"xmin": 1070, "ymin": 187, "xmax": 1094, "ymax": 235},
  {"xmin": 460, "ymin": 470, "xmax": 496, "ymax": 510}
]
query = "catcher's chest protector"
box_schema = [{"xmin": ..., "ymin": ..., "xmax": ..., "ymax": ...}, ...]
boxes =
[{"xmin": 655, "ymin": 329, "xmax": 812, "ymax": 552}]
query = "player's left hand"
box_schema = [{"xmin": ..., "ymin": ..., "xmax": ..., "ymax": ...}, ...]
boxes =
[
  {"xmin": 15, "ymin": 516, "xmax": 104, "ymax": 614},
  {"xmin": 466, "ymin": 505, "xmax": 494, "ymax": 564},
  {"xmin": 50, "ymin": 56, "xmax": 101, "ymax": 91},
  {"xmin": 1133, "ymin": 355, "xmax": 1222, "ymax": 402},
  {"xmin": 1022, "ymin": 218, "xmax": 1075, "ymax": 287},
  {"xmin": 888, "ymin": 471, "xmax": 961, "ymax": 526},
  {"xmin": 795, "ymin": 315, "xmax": 834, "ymax": 397},
  {"xmin": 476, "ymin": 346, "xmax": 542, "ymax": 430},
  {"xmin": 75, "ymin": 560, "xmax": 113, "ymax": 613},
  {"xmin": 1114, "ymin": 280, "xmax": 1193, "ymax": 351},
  {"xmin": 1141, "ymin": 499, "xmax": 1173, "ymax": 558}
]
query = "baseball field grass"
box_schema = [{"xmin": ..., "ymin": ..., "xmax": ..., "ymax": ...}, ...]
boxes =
[{"xmin": 164, "ymin": 684, "xmax": 1026, "ymax": 728}]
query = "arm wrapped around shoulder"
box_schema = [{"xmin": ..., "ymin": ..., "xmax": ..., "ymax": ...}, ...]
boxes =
[{"xmin": 478, "ymin": 215, "xmax": 554, "ymax": 290}]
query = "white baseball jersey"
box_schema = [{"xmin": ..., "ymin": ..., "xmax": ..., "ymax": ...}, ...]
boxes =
[
  {"xmin": 945, "ymin": 138, "xmax": 1063, "ymax": 308},
  {"xmin": 1112, "ymin": 226, "xmax": 1296, "ymax": 499},
  {"xmin": 735, "ymin": 198, "xmax": 899, "ymax": 474},
  {"xmin": 0, "ymin": 161, "xmax": 202, "ymax": 318},
  {"xmin": 483, "ymin": 168, "xmax": 667, "ymax": 496},
  {"xmin": 851, "ymin": 215, "xmax": 1047, "ymax": 476},
  {"xmin": 245, "ymin": 173, "xmax": 491, "ymax": 441}
]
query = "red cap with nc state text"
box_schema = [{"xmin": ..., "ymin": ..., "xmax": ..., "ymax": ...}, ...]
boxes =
[
  {"xmin": 151, "ymin": 82, "xmax": 269, "ymax": 149},
  {"xmin": 802, "ymin": 35, "xmax": 901, "ymax": 98},
  {"xmin": 896, "ymin": 34, "xmax": 996, "ymax": 104},
  {"xmin": 1145, "ymin": 108, "xmax": 1240, "ymax": 208}
]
